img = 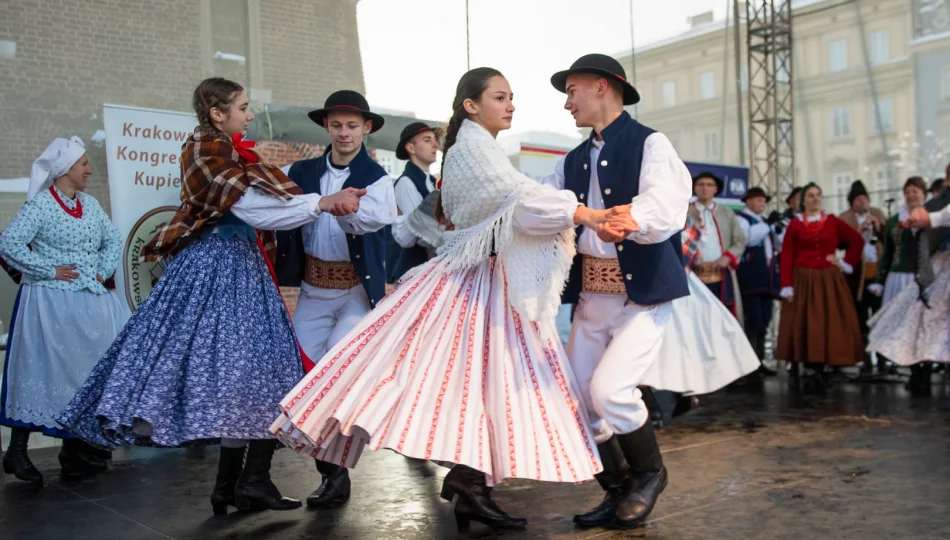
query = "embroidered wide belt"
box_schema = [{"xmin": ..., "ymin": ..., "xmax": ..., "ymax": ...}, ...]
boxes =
[
  {"xmin": 582, "ymin": 256, "xmax": 626, "ymax": 295},
  {"xmin": 304, "ymin": 256, "xmax": 360, "ymax": 290},
  {"xmin": 694, "ymin": 262, "xmax": 723, "ymax": 284},
  {"xmin": 863, "ymin": 261, "xmax": 878, "ymax": 280}
]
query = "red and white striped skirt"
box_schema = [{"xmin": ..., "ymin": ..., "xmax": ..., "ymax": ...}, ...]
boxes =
[{"xmin": 271, "ymin": 258, "xmax": 602, "ymax": 485}]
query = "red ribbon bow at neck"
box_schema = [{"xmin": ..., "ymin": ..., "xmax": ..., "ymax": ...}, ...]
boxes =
[{"xmin": 231, "ymin": 133, "xmax": 258, "ymax": 164}]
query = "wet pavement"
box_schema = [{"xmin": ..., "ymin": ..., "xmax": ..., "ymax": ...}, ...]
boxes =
[{"xmin": 3, "ymin": 372, "xmax": 950, "ymax": 539}]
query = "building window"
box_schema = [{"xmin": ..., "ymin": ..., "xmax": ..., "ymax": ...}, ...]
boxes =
[
  {"xmin": 700, "ymin": 72, "xmax": 715, "ymax": 100},
  {"xmin": 869, "ymin": 30, "xmax": 889, "ymax": 65},
  {"xmin": 872, "ymin": 99, "xmax": 893, "ymax": 132},
  {"xmin": 872, "ymin": 169, "xmax": 891, "ymax": 206},
  {"xmin": 662, "ymin": 81, "xmax": 676, "ymax": 108},
  {"xmin": 833, "ymin": 172, "xmax": 854, "ymax": 213},
  {"xmin": 829, "ymin": 39, "xmax": 847, "ymax": 72},
  {"xmin": 210, "ymin": 0, "xmax": 247, "ymax": 62},
  {"xmin": 704, "ymin": 132, "xmax": 719, "ymax": 161},
  {"xmin": 832, "ymin": 107, "xmax": 851, "ymax": 138}
]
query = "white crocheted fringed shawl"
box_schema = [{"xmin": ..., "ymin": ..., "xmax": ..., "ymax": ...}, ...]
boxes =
[{"xmin": 406, "ymin": 119, "xmax": 576, "ymax": 322}]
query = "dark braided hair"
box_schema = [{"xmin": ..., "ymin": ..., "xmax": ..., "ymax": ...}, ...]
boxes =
[
  {"xmin": 193, "ymin": 77, "xmax": 244, "ymax": 134},
  {"xmin": 800, "ymin": 182, "xmax": 822, "ymax": 213},
  {"xmin": 434, "ymin": 67, "xmax": 504, "ymax": 223}
]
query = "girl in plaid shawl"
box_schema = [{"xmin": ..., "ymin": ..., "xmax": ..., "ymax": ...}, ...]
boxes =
[{"xmin": 58, "ymin": 78, "xmax": 364, "ymax": 516}]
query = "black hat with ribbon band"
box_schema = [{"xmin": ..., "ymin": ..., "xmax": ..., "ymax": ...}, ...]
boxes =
[
  {"xmin": 742, "ymin": 187, "xmax": 771, "ymax": 203},
  {"xmin": 692, "ymin": 171, "xmax": 723, "ymax": 196},
  {"xmin": 307, "ymin": 90, "xmax": 385, "ymax": 133},
  {"xmin": 551, "ymin": 53, "xmax": 640, "ymax": 106},
  {"xmin": 396, "ymin": 122, "xmax": 435, "ymax": 160}
]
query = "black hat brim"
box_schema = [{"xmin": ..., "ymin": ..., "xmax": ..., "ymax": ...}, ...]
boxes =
[
  {"xmin": 551, "ymin": 68, "xmax": 640, "ymax": 106},
  {"xmin": 395, "ymin": 127, "xmax": 435, "ymax": 161},
  {"xmin": 741, "ymin": 192, "xmax": 772, "ymax": 203},
  {"xmin": 308, "ymin": 107, "xmax": 385, "ymax": 134}
]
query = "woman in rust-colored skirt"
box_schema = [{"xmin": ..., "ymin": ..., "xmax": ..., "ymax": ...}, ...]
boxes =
[{"xmin": 776, "ymin": 183, "xmax": 865, "ymax": 388}]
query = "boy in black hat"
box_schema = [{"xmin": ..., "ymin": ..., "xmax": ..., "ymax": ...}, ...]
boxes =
[
  {"xmin": 389, "ymin": 122, "xmax": 440, "ymax": 281},
  {"xmin": 545, "ymin": 53, "xmax": 692, "ymax": 530},
  {"xmin": 275, "ymin": 89, "xmax": 397, "ymax": 509},
  {"xmin": 735, "ymin": 187, "xmax": 781, "ymax": 375},
  {"xmin": 838, "ymin": 180, "xmax": 886, "ymax": 374}
]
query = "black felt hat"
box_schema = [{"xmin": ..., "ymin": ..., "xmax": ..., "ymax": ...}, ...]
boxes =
[
  {"xmin": 307, "ymin": 90, "xmax": 384, "ymax": 133},
  {"xmin": 847, "ymin": 180, "xmax": 869, "ymax": 205},
  {"xmin": 551, "ymin": 54, "xmax": 640, "ymax": 106},
  {"xmin": 395, "ymin": 122, "xmax": 435, "ymax": 160},
  {"xmin": 785, "ymin": 187, "xmax": 803, "ymax": 205},
  {"xmin": 692, "ymin": 172, "xmax": 723, "ymax": 196},
  {"xmin": 742, "ymin": 187, "xmax": 771, "ymax": 203}
]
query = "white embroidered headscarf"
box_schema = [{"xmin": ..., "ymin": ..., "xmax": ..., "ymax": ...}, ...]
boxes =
[{"xmin": 28, "ymin": 136, "xmax": 86, "ymax": 201}]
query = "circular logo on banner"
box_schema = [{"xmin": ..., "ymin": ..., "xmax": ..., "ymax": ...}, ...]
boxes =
[
  {"xmin": 122, "ymin": 206, "xmax": 177, "ymax": 311},
  {"xmin": 729, "ymin": 179, "xmax": 747, "ymax": 198}
]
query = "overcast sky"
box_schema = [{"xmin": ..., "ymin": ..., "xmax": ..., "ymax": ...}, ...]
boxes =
[{"xmin": 356, "ymin": 0, "xmax": 725, "ymax": 137}]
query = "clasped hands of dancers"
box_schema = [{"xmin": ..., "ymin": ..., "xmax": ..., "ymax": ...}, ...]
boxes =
[{"xmin": 3, "ymin": 52, "xmax": 695, "ymax": 532}]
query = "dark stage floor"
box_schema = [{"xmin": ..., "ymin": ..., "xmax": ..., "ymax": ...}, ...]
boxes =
[{"xmin": 3, "ymin": 373, "xmax": 950, "ymax": 539}]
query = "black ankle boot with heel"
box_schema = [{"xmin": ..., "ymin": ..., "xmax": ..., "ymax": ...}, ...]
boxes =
[
  {"xmin": 306, "ymin": 460, "xmax": 351, "ymax": 508},
  {"xmin": 233, "ymin": 440, "xmax": 301, "ymax": 512},
  {"xmin": 2, "ymin": 427, "xmax": 43, "ymax": 486},
  {"xmin": 210, "ymin": 445, "xmax": 246, "ymax": 516},
  {"xmin": 441, "ymin": 465, "xmax": 527, "ymax": 531}
]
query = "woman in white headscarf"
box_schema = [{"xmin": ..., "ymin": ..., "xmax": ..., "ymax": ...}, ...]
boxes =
[{"xmin": 0, "ymin": 137, "xmax": 129, "ymax": 487}]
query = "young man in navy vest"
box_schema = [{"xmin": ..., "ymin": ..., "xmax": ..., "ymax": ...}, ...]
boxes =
[
  {"xmin": 546, "ymin": 54, "xmax": 692, "ymax": 530},
  {"xmin": 735, "ymin": 187, "xmax": 780, "ymax": 376},
  {"xmin": 276, "ymin": 90, "xmax": 397, "ymax": 510},
  {"xmin": 390, "ymin": 122, "xmax": 439, "ymax": 281}
]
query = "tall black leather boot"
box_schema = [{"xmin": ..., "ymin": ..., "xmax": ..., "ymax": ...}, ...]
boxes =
[
  {"xmin": 233, "ymin": 439, "xmax": 301, "ymax": 511},
  {"xmin": 441, "ymin": 464, "xmax": 527, "ymax": 531},
  {"xmin": 307, "ymin": 460, "xmax": 351, "ymax": 508},
  {"xmin": 210, "ymin": 445, "xmax": 246, "ymax": 516},
  {"xmin": 2, "ymin": 427, "xmax": 42, "ymax": 486},
  {"xmin": 640, "ymin": 386, "xmax": 664, "ymax": 429},
  {"xmin": 613, "ymin": 421, "xmax": 667, "ymax": 529},
  {"xmin": 573, "ymin": 437, "xmax": 630, "ymax": 528}
]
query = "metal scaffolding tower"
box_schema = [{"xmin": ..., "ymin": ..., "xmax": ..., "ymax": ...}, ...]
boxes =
[{"xmin": 746, "ymin": 0, "xmax": 795, "ymax": 205}]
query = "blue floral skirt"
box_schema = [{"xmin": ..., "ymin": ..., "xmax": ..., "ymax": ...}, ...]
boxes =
[{"xmin": 57, "ymin": 235, "xmax": 304, "ymax": 449}]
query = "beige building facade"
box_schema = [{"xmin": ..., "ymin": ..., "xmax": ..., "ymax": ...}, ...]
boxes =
[{"xmin": 615, "ymin": 0, "xmax": 950, "ymax": 214}]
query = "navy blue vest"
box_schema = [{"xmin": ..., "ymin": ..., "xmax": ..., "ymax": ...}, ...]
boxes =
[
  {"xmin": 398, "ymin": 161, "xmax": 433, "ymax": 199},
  {"xmin": 390, "ymin": 161, "xmax": 434, "ymax": 281},
  {"xmin": 735, "ymin": 212, "xmax": 780, "ymax": 296},
  {"xmin": 561, "ymin": 112, "xmax": 689, "ymax": 305},
  {"xmin": 276, "ymin": 145, "xmax": 388, "ymax": 307}
]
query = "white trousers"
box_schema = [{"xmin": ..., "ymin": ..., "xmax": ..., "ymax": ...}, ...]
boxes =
[
  {"xmin": 566, "ymin": 292, "xmax": 673, "ymax": 443},
  {"xmin": 293, "ymin": 283, "xmax": 372, "ymax": 361}
]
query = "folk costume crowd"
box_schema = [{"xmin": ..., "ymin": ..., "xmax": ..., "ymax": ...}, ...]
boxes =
[{"xmin": 2, "ymin": 51, "xmax": 949, "ymax": 534}]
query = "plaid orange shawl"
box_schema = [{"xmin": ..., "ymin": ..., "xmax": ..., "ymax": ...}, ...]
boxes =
[{"xmin": 140, "ymin": 129, "xmax": 302, "ymax": 263}]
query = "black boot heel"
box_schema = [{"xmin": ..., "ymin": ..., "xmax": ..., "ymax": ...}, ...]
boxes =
[
  {"xmin": 455, "ymin": 511, "xmax": 471, "ymax": 531},
  {"xmin": 440, "ymin": 483, "xmax": 457, "ymax": 502}
]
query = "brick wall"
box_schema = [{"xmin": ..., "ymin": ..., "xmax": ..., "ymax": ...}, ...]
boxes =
[
  {"xmin": 260, "ymin": 0, "xmax": 366, "ymax": 107},
  {"xmin": 0, "ymin": 0, "xmax": 365, "ymax": 221}
]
